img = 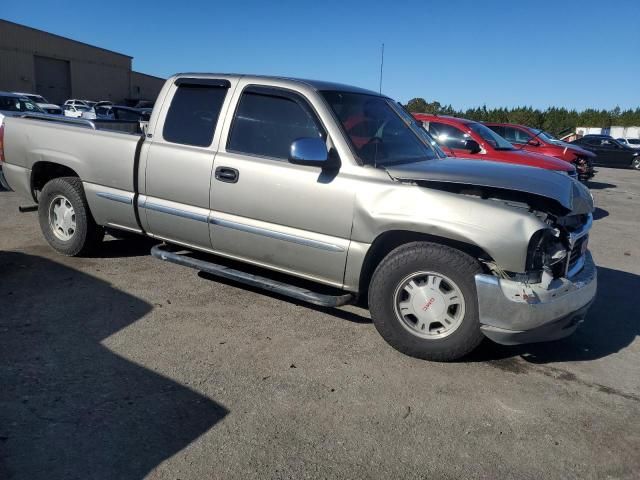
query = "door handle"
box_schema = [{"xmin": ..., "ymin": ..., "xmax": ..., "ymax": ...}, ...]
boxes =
[{"xmin": 215, "ymin": 166, "xmax": 239, "ymax": 183}]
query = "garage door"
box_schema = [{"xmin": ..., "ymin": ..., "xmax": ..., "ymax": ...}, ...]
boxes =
[{"xmin": 34, "ymin": 56, "xmax": 71, "ymax": 104}]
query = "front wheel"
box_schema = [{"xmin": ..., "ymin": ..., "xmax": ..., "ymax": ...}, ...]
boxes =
[
  {"xmin": 0, "ymin": 168, "xmax": 10, "ymax": 191},
  {"xmin": 38, "ymin": 177, "xmax": 104, "ymax": 256},
  {"xmin": 368, "ymin": 242, "xmax": 484, "ymax": 361},
  {"xmin": 632, "ymin": 158, "xmax": 640, "ymax": 170}
]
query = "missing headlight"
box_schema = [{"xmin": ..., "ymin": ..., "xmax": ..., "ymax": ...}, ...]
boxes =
[{"xmin": 526, "ymin": 229, "xmax": 567, "ymax": 274}]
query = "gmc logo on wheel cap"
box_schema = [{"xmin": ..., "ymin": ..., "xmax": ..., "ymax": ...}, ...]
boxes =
[{"xmin": 422, "ymin": 298, "xmax": 436, "ymax": 311}]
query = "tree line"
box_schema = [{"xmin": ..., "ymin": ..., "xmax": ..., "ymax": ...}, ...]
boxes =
[{"xmin": 405, "ymin": 98, "xmax": 640, "ymax": 136}]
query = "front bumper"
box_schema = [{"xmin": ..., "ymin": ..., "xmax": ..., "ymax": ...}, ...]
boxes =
[{"xmin": 475, "ymin": 251, "xmax": 597, "ymax": 345}]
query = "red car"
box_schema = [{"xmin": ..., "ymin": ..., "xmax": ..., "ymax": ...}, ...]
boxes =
[
  {"xmin": 484, "ymin": 123, "xmax": 595, "ymax": 181},
  {"xmin": 413, "ymin": 114, "xmax": 577, "ymax": 178}
]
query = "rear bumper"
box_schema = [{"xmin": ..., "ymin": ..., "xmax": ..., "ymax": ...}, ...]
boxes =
[{"xmin": 475, "ymin": 251, "xmax": 597, "ymax": 345}]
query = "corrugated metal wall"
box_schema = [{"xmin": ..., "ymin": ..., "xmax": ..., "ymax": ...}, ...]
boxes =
[{"xmin": 0, "ymin": 20, "xmax": 162, "ymax": 103}]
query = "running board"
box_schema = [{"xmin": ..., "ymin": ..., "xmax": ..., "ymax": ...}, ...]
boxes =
[{"xmin": 151, "ymin": 244, "xmax": 353, "ymax": 308}]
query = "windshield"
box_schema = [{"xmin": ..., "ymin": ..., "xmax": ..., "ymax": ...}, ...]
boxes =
[
  {"xmin": 628, "ymin": 139, "xmax": 640, "ymax": 145},
  {"xmin": 321, "ymin": 91, "xmax": 443, "ymax": 166},
  {"xmin": 0, "ymin": 96, "xmax": 45, "ymax": 113},
  {"xmin": 468, "ymin": 122, "xmax": 514, "ymax": 150}
]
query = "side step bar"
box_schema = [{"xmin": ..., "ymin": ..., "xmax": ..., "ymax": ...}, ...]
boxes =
[{"xmin": 151, "ymin": 244, "xmax": 353, "ymax": 308}]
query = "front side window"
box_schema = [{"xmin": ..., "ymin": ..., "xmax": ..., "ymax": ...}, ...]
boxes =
[
  {"xmin": 163, "ymin": 84, "xmax": 228, "ymax": 147},
  {"xmin": 228, "ymin": 87, "xmax": 323, "ymax": 160},
  {"xmin": 428, "ymin": 122, "xmax": 469, "ymax": 150},
  {"xmin": 468, "ymin": 122, "xmax": 514, "ymax": 150},
  {"xmin": 502, "ymin": 126, "xmax": 532, "ymax": 144},
  {"xmin": 322, "ymin": 91, "xmax": 440, "ymax": 166}
]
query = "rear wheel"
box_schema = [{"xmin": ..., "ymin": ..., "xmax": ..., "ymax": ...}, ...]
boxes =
[
  {"xmin": 369, "ymin": 242, "xmax": 484, "ymax": 361},
  {"xmin": 38, "ymin": 177, "xmax": 104, "ymax": 256}
]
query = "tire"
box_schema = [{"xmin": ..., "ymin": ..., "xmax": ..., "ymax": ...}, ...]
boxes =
[
  {"xmin": 0, "ymin": 168, "xmax": 10, "ymax": 191},
  {"xmin": 38, "ymin": 177, "xmax": 104, "ymax": 256},
  {"xmin": 368, "ymin": 242, "xmax": 484, "ymax": 361},
  {"xmin": 632, "ymin": 158, "xmax": 640, "ymax": 170}
]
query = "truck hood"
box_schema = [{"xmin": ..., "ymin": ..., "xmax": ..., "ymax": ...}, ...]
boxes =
[{"xmin": 385, "ymin": 157, "xmax": 594, "ymax": 215}]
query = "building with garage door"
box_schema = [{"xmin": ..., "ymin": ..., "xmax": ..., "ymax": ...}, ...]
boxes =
[{"xmin": 0, "ymin": 19, "xmax": 163, "ymax": 105}]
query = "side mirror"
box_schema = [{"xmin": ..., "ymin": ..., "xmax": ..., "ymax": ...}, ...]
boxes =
[
  {"xmin": 289, "ymin": 137, "xmax": 337, "ymax": 168},
  {"xmin": 527, "ymin": 139, "xmax": 541, "ymax": 146},
  {"xmin": 463, "ymin": 139, "xmax": 481, "ymax": 154}
]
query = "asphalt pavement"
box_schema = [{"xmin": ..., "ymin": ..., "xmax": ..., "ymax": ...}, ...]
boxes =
[{"xmin": 1, "ymin": 167, "xmax": 638, "ymax": 479}]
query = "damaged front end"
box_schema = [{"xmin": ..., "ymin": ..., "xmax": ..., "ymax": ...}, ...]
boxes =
[
  {"xmin": 476, "ymin": 212, "xmax": 596, "ymax": 345},
  {"xmin": 385, "ymin": 158, "xmax": 598, "ymax": 345}
]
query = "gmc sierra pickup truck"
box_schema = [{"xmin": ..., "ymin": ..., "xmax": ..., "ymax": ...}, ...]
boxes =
[{"xmin": 1, "ymin": 73, "xmax": 597, "ymax": 361}]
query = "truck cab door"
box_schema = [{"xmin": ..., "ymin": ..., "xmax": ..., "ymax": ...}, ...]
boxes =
[
  {"xmin": 207, "ymin": 83, "xmax": 353, "ymax": 287},
  {"xmin": 141, "ymin": 78, "xmax": 234, "ymax": 249}
]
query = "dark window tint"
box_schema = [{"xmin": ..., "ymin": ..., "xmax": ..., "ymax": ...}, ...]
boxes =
[
  {"xmin": 163, "ymin": 85, "xmax": 227, "ymax": 147},
  {"xmin": 428, "ymin": 122, "xmax": 468, "ymax": 149},
  {"xmin": 487, "ymin": 125, "xmax": 505, "ymax": 137},
  {"xmin": 228, "ymin": 89, "xmax": 323, "ymax": 159},
  {"xmin": 502, "ymin": 126, "xmax": 532, "ymax": 144}
]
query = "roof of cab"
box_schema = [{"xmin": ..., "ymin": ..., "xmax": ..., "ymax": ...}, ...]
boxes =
[{"xmin": 173, "ymin": 73, "xmax": 381, "ymax": 96}]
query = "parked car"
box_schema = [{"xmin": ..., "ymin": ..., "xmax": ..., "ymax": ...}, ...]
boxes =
[
  {"xmin": 571, "ymin": 135, "xmax": 640, "ymax": 170},
  {"xmin": 485, "ymin": 123, "xmax": 595, "ymax": 181},
  {"xmin": 0, "ymin": 91, "xmax": 46, "ymax": 189},
  {"xmin": 1, "ymin": 74, "xmax": 597, "ymax": 361},
  {"xmin": 414, "ymin": 114, "xmax": 577, "ymax": 177},
  {"xmin": 616, "ymin": 138, "xmax": 640, "ymax": 149},
  {"xmin": 12, "ymin": 92, "xmax": 63, "ymax": 115},
  {"xmin": 64, "ymin": 99, "xmax": 94, "ymax": 109},
  {"xmin": 134, "ymin": 100, "xmax": 155, "ymax": 109},
  {"xmin": 62, "ymin": 104, "xmax": 92, "ymax": 118}
]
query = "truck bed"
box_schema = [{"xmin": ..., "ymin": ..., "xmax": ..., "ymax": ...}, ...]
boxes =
[{"xmin": 3, "ymin": 114, "xmax": 142, "ymax": 194}]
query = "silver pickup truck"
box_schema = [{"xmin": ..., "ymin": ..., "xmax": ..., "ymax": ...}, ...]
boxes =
[{"xmin": 1, "ymin": 73, "xmax": 597, "ymax": 361}]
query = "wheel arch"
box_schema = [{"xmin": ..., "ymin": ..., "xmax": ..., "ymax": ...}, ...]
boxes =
[
  {"xmin": 31, "ymin": 161, "xmax": 80, "ymax": 201},
  {"xmin": 356, "ymin": 230, "xmax": 493, "ymax": 307}
]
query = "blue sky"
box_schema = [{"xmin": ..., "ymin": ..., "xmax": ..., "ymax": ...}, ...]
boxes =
[{"xmin": 3, "ymin": 0, "xmax": 639, "ymax": 109}]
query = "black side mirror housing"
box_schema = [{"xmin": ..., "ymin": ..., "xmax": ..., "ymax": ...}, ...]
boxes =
[{"xmin": 463, "ymin": 139, "xmax": 481, "ymax": 154}]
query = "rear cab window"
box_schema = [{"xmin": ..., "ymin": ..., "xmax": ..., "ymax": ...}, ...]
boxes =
[{"xmin": 163, "ymin": 79, "xmax": 230, "ymax": 147}]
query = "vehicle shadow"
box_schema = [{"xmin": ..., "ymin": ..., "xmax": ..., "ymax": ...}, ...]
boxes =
[
  {"xmin": 466, "ymin": 266, "xmax": 640, "ymax": 364},
  {"xmin": 593, "ymin": 207, "xmax": 609, "ymax": 221},
  {"xmin": 88, "ymin": 235, "xmax": 158, "ymax": 259},
  {"xmin": 198, "ymin": 271, "xmax": 372, "ymax": 324},
  {"xmin": 0, "ymin": 251, "xmax": 227, "ymax": 480},
  {"xmin": 587, "ymin": 181, "xmax": 617, "ymax": 190}
]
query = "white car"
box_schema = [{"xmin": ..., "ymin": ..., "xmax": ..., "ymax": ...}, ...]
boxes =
[
  {"xmin": 63, "ymin": 104, "xmax": 94, "ymax": 118},
  {"xmin": 616, "ymin": 138, "xmax": 640, "ymax": 149},
  {"xmin": 13, "ymin": 92, "xmax": 62, "ymax": 115}
]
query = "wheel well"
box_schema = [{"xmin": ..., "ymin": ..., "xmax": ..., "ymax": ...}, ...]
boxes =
[
  {"xmin": 31, "ymin": 162, "xmax": 79, "ymax": 198},
  {"xmin": 357, "ymin": 230, "xmax": 492, "ymax": 307}
]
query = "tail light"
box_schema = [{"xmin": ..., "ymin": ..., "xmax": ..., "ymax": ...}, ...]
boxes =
[{"xmin": 0, "ymin": 124, "xmax": 4, "ymax": 163}]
